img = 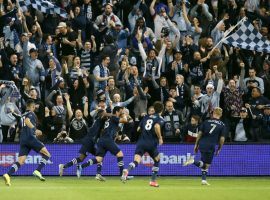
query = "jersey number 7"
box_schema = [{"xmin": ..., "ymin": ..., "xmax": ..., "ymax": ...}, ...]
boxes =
[{"xmin": 209, "ymin": 124, "xmax": 217, "ymax": 134}]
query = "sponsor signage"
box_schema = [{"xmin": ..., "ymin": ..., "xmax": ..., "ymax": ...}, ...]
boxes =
[{"xmin": 0, "ymin": 144, "xmax": 270, "ymax": 176}]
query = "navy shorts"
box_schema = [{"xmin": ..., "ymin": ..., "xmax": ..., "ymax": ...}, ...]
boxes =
[
  {"xmin": 135, "ymin": 141, "xmax": 159, "ymax": 158},
  {"xmin": 79, "ymin": 139, "xmax": 96, "ymax": 156},
  {"xmin": 200, "ymin": 150, "xmax": 215, "ymax": 164},
  {"xmin": 19, "ymin": 137, "xmax": 45, "ymax": 156},
  {"xmin": 96, "ymin": 137, "xmax": 121, "ymax": 157}
]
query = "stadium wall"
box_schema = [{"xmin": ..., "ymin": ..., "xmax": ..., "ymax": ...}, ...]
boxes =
[{"xmin": 0, "ymin": 144, "xmax": 270, "ymax": 176}]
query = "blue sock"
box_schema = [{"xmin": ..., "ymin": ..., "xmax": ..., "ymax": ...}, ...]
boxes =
[
  {"xmin": 7, "ymin": 162, "xmax": 21, "ymax": 175},
  {"xmin": 97, "ymin": 163, "xmax": 102, "ymax": 175},
  {"xmin": 36, "ymin": 154, "xmax": 50, "ymax": 172},
  {"xmin": 194, "ymin": 161, "xmax": 204, "ymax": 168},
  {"xmin": 127, "ymin": 161, "xmax": 138, "ymax": 172},
  {"xmin": 64, "ymin": 157, "xmax": 82, "ymax": 168},
  {"xmin": 151, "ymin": 160, "xmax": 159, "ymax": 181},
  {"xmin": 202, "ymin": 169, "xmax": 208, "ymax": 181},
  {"xmin": 81, "ymin": 158, "xmax": 97, "ymax": 168},
  {"xmin": 117, "ymin": 157, "xmax": 124, "ymax": 175}
]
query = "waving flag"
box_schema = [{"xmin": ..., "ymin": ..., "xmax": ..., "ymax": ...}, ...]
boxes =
[
  {"xmin": 18, "ymin": 0, "xmax": 67, "ymax": 18},
  {"xmin": 223, "ymin": 19, "xmax": 270, "ymax": 53}
]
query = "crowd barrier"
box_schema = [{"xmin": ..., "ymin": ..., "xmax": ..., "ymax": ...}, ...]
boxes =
[{"xmin": 1, "ymin": 144, "xmax": 270, "ymax": 176}]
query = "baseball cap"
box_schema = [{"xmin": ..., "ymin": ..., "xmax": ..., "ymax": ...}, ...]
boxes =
[
  {"xmin": 96, "ymin": 89, "xmax": 105, "ymax": 97},
  {"xmin": 240, "ymin": 108, "xmax": 248, "ymax": 112},
  {"xmin": 264, "ymin": 104, "xmax": 270, "ymax": 109},
  {"xmin": 57, "ymin": 22, "xmax": 67, "ymax": 28},
  {"xmin": 206, "ymin": 83, "xmax": 215, "ymax": 89}
]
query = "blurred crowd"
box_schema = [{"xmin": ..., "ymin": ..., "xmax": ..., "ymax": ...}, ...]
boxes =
[{"xmin": 0, "ymin": 0, "xmax": 270, "ymax": 143}]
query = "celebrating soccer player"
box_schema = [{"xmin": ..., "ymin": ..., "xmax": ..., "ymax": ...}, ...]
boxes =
[
  {"xmin": 77, "ymin": 106, "xmax": 128, "ymax": 180},
  {"xmin": 121, "ymin": 101, "xmax": 165, "ymax": 187},
  {"xmin": 183, "ymin": 107, "xmax": 226, "ymax": 185},
  {"xmin": 58, "ymin": 109, "xmax": 109, "ymax": 181},
  {"xmin": 3, "ymin": 100, "xmax": 51, "ymax": 186}
]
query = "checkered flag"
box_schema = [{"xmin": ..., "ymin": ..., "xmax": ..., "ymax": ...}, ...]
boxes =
[
  {"xmin": 18, "ymin": 0, "xmax": 68, "ymax": 18},
  {"xmin": 18, "ymin": 0, "xmax": 28, "ymax": 12},
  {"xmin": 223, "ymin": 19, "xmax": 270, "ymax": 53}
]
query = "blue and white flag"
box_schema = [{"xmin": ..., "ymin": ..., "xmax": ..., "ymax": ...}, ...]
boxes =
[
  {"xmin": 18, "ymin": 0, "xmax": 67, "ymax": 18},
  {"xmin": 223, "ymin": 19, "xmax": 270, "ymax": 53}
]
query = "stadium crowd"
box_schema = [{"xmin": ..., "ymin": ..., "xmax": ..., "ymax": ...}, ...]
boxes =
[{"xmin": 0, "ymin": 0, "xmax": 270, "ymax": 144}]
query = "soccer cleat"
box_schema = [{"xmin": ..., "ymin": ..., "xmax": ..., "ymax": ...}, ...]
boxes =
[
  {"xmin": 59, "ymin": 164, "xmax": 64, "ymax": 176},
  {"xmin": 183, "ymin": 157, "xmax": 194, "ymax": 166},
  {"xmin": 76, "ymin": 164, "xmax": 82, "ymax": 178},
  {"xmin": 95, "ymin": 174, "xmax": 106, "ymax": 181},
  {"xmin": 127, "ymin": 176, "xmax": 134, "ymax": 180},
  {"xmin": 201, "ymin": 180, "xmax": 210, "ymax": 186},
  {"xmin": 33, "ymin": 170, "xmax": 45, "ymax": 181},
  {"xmin": 121, "ymin": 169, "xmax": 128, "ymax": 183},
  {"xmin": 3, "ymin": 174, "xmax": 11, "ymax": 186},
  {"xmin": 149, "ymin": 181, "xmax": 159, "ymax": 187}
]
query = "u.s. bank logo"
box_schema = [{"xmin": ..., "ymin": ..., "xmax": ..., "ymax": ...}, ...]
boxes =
[{"xmin": 141, "ymin": 153, "xmax": 194, "ymax": 167}]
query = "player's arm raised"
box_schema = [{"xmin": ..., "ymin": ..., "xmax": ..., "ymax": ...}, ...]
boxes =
[
  {"xmin": 194, "ymin": 131, "xmax": 202, "ymax": 153},
  {"xmin": 154, "ymin": 123, "xmax": 163, "ymax": 145}
]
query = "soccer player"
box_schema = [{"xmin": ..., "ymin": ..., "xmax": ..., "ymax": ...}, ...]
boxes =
[
  {"xmin": 58, "ymin": 109, "xmax": 108, "ymax": 181},
  {"xmin": 122, "ymin": 101, "xmax": 165, "ymax": 187},
  {"xmin": 183, "ymin": 107, "xmax": 226, "ymax": 185},
  {"xmin": 77, "ymin": 106, "xmax": 128, "ymax": 180},
  {"xmin": 3, "ymin": 100, "xmax": 51, "ymax": 186}
]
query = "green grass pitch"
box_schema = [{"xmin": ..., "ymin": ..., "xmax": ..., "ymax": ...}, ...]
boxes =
[{"xmin": 1, "ymin": 177, "xmax": 270, "ymax": 200}]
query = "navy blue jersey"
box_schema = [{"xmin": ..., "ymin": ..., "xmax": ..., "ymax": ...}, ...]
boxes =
[
  {"xmin": 20, "ymin": 111, "xmax": 37, "ymax": 139},
  {"xmin": 139, "ymin": 114, "xmax": 165, "ymax": 142},
  {"xmin": 199, "ymin": 118, "xmax": 226, "ymax": 151},
  {"xmin": 87, "ymin": 117, "xmax": 105, "ymax": 139},
  {"xmin": 101, "ymin": 116, "xmax": 120, "ymax": 139}
]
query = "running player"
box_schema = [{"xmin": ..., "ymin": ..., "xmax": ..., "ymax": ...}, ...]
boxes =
[
  {"xmin": 77, "ymin": 106, "xmax": 128, "ymax": 180},
  {"xmin": 3, "ymin": 100, "xmax": 51, "ymax": 186},
  {"xmin": 58, "ymin": 109, "xmax": 109, "ymax": 181},
  {"xmin": 121, "ymin": 101, "xmax": 164, "ymax": 187},
  {"xmin": 183, "ymin": 107, "xmax": 226, "ymax": 185}
]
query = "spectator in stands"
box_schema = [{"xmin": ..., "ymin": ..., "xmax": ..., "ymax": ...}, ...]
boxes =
[
  {"xmin": 137, "ymin": 31, "xmax": 166, "ymax": 79},
  {"xmin": 23, "ymin": 36, "xmax": 45, "ymax": 96},
  {"xmin": 197, "ymin": 75, "xmax": 223, "ymax": 120},
  {"xmin": 45, "ymin": 91, "xmax": 73, "ymax": 132},
  {"xmin": 78, "ymin": 36, "xmax": 96, "ymax": 73},
  {"xmin": 243, "ymin": 68, "xmax": 265, "ymax": 100},
  {"xmin": 166, "ymin": 49, "xmax": 189, "ymax": 86},
  {"xmin": 107, "ymin": 77, "xmax": 121, "ymax": 100},
  {"xmin": 93, "ymin": 54, "xmax": 113, "ymax": 90},
  {"xmin": 234, "ymin": 107, "xmax": 249, "ymax": 142},
  {"xmin": 69, "ymin": 106, "xmax": 89, "ymax": 142},
  {"xmin": 245, "ymin": 87, "xmax": 270, "ymax": 141},
  {"xmin": 56, "ymin": 22, "xmax": 77, "ymax": 68},
  {"xmin": 151, "ymin": 76, "xmax": 170, "ymax": 104},
  {"xmin": 182, "ymin": 115, "xmax": 201, "ymax": 143},
  {"xmin": 190, "ymin": 0, "xmax": 213, "ymax": 36},
  {"xmin": 162, "ymin": 100, "xmax": 184, "ymax": 142}
]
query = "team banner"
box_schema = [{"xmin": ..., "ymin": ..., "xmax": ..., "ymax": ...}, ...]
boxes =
[{"xmin": 1, "ymin": 144, "xmax": 270, "ymax": 176}]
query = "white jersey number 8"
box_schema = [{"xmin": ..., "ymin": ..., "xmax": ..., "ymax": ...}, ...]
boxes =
[{"xmin": 145, "ymin": 119, "xmax": 153, "ymax": 130}]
